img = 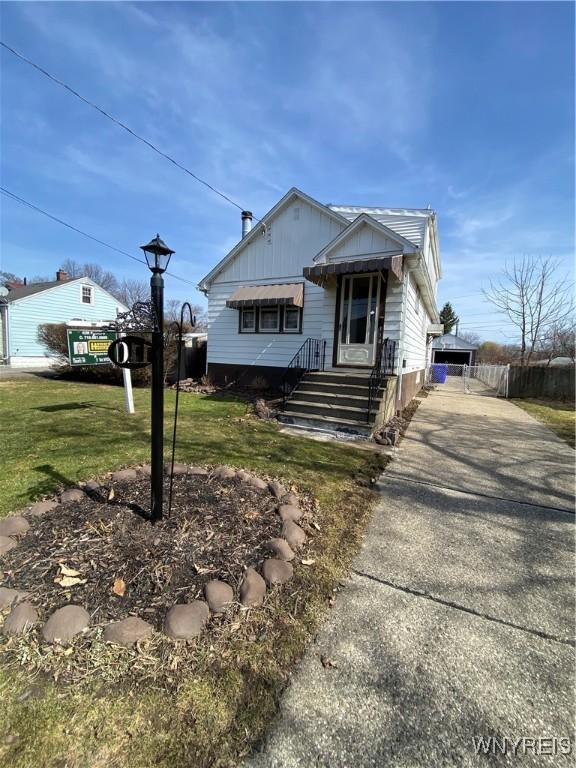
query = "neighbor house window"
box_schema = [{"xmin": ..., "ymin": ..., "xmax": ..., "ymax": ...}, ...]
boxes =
[
  {"xmin": 240, "ymin": 307, "xmax": 256, "ymax": 332},
  {"xmin": 82, "ymin": 285, "xmax": 94, "ymax": 304},
  {"xmin": 283, "ymin": 305, "xmax": 301, "ymax": 333},
  {"xmin": 259, "ymin": 306, "xmax": 280, "ymax": 332}
]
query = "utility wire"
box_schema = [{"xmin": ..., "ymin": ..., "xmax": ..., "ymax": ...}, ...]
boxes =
[
  {"xmin": 0, "ymin": 40, "xmax": 261, "ymax": 222},
  {"xmin": 1, "ymin": 187, "xmax": 198, "ymax": 287}
]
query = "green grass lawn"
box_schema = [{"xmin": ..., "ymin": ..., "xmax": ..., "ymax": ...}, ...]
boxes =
[
  {"xmin": 0, "ymin": 377, "xmax": 385, "ymax": 768},
  {"xmin": 512, "ymin": 397, "xmax": 575, "ymax": 448}
]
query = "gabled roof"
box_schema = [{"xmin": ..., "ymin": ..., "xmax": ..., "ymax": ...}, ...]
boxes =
[
  {"xmin": 431, "ymin": 333, "xmax": 478, "ymax": 350},
  {"xmin": 1, "ymin": 277, "xmax": 128, "ymax": 310},
  {"xmin": 312, "ymin": 212, "xmax": 419, "ymax": 264},
  {"xmin": 198, "ymin": 188, "xmax": 350, "ymax": 290},
  {"xmin": 328, "ymin": 204, "xmax": 434, "ymax": 248},
  {"xmin": 2, "ymin": 280, "xmax": 64, "ymax": 301}
]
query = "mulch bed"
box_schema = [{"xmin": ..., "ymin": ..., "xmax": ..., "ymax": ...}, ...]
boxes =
[{"xmin": 1, "ymin": 474, "xmax": 296, "ymax": 632}]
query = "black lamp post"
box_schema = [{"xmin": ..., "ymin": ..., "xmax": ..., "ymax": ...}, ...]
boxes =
[{"xmin": 140, "ymin": 234, "xmax": 175, "ymax": 522}]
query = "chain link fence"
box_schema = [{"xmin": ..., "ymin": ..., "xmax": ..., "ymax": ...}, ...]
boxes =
[{"xmin": 427, "ymin": 363, "xmax": 510, "ymax": 397}]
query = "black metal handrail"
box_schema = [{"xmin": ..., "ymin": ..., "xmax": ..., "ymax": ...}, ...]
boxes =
[
  {"xmin": 281, "ymin": 338, "xmax": 327, "ymax": 407},
  {"xmin": 367, "ymin": 338, "xmax": 397, "ymax": 422}
]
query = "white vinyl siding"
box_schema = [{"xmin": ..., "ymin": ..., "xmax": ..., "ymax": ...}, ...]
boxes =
[
  {"xmin": 402, "ymin": 274, "xmax": 429, "ymax": 372},
  {"xmin": 208, "ymin": 277, "xmax": 328, "ymax": 368},
  {"xmin": 205, "ymin": 195, "xmax": 440, "ymax": 378}
]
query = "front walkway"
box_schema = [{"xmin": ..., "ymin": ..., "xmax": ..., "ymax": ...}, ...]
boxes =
[{"xmin": 247, "ymin": 387, "xmax": 575, "ymax": 767}]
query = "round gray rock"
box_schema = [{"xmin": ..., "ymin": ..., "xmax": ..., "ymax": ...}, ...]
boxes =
[
  {"xmin": 212, "ymin": 465, "xmax": 236, "ymax": 480},
  {"xmin": 112, "ymin": 468, "xmax": 138, "ymax": 483},
  {"xmin": 84, "ymin": 480, "xmax": 101, "ymax": 493},
  {"xmin": 103, "ymin": 616, "xmax": 153, "ymax": 647},
  {"xmin": 0, "ymin": 536, "xmax": 17, "ymax": 557},
  {"xmin": 164, "ymin": 601, "xmax": 209, "ymax": 640},
  {"xmin": 262, "ymin": 558, "xmax": 294, "ymax": 586},
  {"xmin": 236, "ymin": 470, "xmax": 252, "ymax": 482},
  {"xmin": 204, "ymin": 580, "xmax": 234, "ymax": 614},
  {"xmin": 247, "ymin": 476, "xmax": 268, "ymax": 491},
  {"xmin": 28, "ymin": 499, "xmax": 59, "ymax": 517},
  {"xmin": 42, "ymin": 605, "xmax": 90, "ymax": 642},
  {"xmin": 164, "ymin": 462, "xmax": 188, "ymax": 476},
  {"xmin": 268, "ymin": 480, "xmax": 287, "ymax": 499},
  {"xmin": 2, "ymin": 602, "xmax": 39, "ymax": 636},
  {"xmin": 0, "ymin": 516, "xmax": 30, "ymax": 537},
  {"xmin": 0, "ymin": 587, "xmax": 28, "ymax": 610},
  {"xmin": 278, "ymin": 504, "xmax": 303, "ymax": 523},
  {"xmin": 266, "ymin": 538, "xmax": 295, "ymax": 562},
  {"xmin": 282, "ymin": 492, "xmax": 300, "ymax": 507},
  {"xmin": 239, "ymin": 567, "xmax": 266, "ymax": 607},
  {"xmin": 138, "ymin": 464, "xmax": 152, "ymax": 476},
  {"xmin": 60, "ymin": 489, "xmax": 86, "ymax": 504},
  {"xmin": 282, "ymin": 521, "xmax": 307, "ymax": 550},
  {"xmin": 189, "ymin": 466, "xmax": 208, "ymax": 476}
]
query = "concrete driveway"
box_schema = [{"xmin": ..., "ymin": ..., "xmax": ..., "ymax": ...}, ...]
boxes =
[{"xmin": 247, "ymin": 387, "xmax": 575, "ymax": 767}]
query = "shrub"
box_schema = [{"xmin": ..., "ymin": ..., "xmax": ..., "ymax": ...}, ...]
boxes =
[{"xmin": 37, "ymin": 323, "xmax": 182, "ymax": 387}]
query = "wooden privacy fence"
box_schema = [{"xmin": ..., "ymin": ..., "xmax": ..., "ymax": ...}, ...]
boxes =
[{"xmin": 508, "ymin": 365, "xmax": 575, "ymax": 401}]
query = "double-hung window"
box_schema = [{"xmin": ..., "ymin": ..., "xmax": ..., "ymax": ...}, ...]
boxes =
[
  {"xmin": 238, "ymin": 304, "xmax": 302, "ymax": 334},
  {"xmin": 283, "ymin": 306, "xmax": 301, "ymax": 333},
  {"xmin": 240, "ymin": 307, "xmax": 256, "ymax": 332},
  {"xmin": 82, "ymin": 285, "xmax": 94, "ymax": 305},
  {"xmin": 259, "ymin": 306, "xmax": 280, "ymax": 332}
]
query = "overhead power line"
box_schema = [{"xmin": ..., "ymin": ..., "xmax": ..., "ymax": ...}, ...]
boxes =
[
  {"xmin": 0, "ymin": 40, "xmax": 260, "ymax": 221},
  {"xmin": 0, "ymin": 187, "xmax": 197, "ymax": 287}
]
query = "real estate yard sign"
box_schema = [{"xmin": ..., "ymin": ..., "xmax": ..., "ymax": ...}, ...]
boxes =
[{"xmin": 67, "ymin": 329, "xmax": 117, "ymax": 366}]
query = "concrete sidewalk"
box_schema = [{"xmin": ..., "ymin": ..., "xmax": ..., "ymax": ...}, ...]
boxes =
[{"xmin": 247, "ymin": 388, "xmax": 575, "ymax": 767}]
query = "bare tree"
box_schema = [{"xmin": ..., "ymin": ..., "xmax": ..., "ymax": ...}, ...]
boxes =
[
  {"xmin": 165, "ymin": 299, "xmax": 208, "ymax": 330},
  {"xmin": 61, "ymin": 259, "xmax": 119, "ymax": 295},
  {"xmin": 484, "ymin": 256, "xmax": 574, "ymax": 365},
  {"xmin": 540, "ymin": 320, "xmax": 576, "ymax": 364},
  {"xmin": 458, "ymin": 331, "xmax": 481, "ymax": 346},
  {"xmin": 116, "ymin": 278, "xmax": 149, "ymax": 307}
]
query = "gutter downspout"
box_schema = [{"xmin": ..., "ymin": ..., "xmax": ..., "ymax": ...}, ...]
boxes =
[{"xmin": 0, "ymin": 303, "xmax": 10, "ymax": 364}]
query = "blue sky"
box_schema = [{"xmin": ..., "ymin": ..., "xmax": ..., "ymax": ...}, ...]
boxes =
[{"xmin": 1, "ymin": 1, "xmax": 573, "ymax": 341}]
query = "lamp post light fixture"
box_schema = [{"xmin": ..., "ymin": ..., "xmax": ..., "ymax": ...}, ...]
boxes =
[{"xmin": 140, "ymin": 234, "xmax": 175, "ymax": 523}]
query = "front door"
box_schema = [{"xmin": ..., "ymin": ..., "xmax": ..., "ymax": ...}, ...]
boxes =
[{"xmin": 337, "ymin": 273, "xmax": 383, "ymax": 366}]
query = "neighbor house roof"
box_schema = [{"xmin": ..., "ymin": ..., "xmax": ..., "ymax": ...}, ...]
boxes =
[
  {"xmin": 432, "ymin": 333, "xmax": 478, "ymax": 350},
  {"xmin": 1, "ymin": 280, "xmax": 64, "ymax": 302}
]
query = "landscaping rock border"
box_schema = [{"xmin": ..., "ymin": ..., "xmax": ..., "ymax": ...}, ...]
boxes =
[{"xmin": 0, "ymin": 463, "xmax": 314, "ymax": 648}]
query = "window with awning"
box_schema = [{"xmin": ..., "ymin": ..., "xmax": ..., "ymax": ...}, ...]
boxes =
[
  {"xmin": 225, "ymin": 283, "xmax": 304, "ymax": 308},
  {"xmin": 226, "ymin": 283, "xmax": 304, "ymax": 334}
]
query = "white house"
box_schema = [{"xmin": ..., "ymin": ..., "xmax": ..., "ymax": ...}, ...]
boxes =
[
  {"xmin": 0, "ymin": 270, "xmax": 127, "ymax": 367},
  {"xmin": 198, "ymin": 188, "xmax": 442, "ymax": 434}
]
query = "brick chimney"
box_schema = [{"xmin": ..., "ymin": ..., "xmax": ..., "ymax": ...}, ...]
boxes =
[{"xmin": 56, "ymin": 269, "xmax": 69, "ymax": 282}]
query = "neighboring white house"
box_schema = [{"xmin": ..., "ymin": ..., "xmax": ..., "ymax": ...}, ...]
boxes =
[
  {"xmin": 198, "ymin": 188, "xmax": 443, "ymax": 433},
  {"xmin": 0, "ymin": 270, "xmax": 127, "ymax": 367}
]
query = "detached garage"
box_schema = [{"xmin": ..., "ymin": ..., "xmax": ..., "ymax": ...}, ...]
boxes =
[{"xmin": 431, "ymin": 333, "xmax": 478, "ymax": 366}]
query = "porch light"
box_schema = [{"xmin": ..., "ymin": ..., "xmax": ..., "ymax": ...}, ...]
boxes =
[{"xmin": 140, "ymin": 234, "xmax": 175, "ymax": 274}]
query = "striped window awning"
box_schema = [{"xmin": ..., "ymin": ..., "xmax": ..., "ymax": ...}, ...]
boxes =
[
  {"xmin": 303, "ymin": 255, "xmax": 403, "ymax": 286},
  {"xmin": 226, "ymin": 283, "xmax": 304, "ymax": 308}
]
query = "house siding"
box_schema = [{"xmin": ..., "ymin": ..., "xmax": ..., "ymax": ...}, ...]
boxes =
[
  {"xmin": 7, "ymin": 280, "xmax": 124, "ymax": 363},
  {"xmin": 204, "ymin": 193, "xmax": 440, "ymax": 407},
  {"xmin": 400, "ymin": 273, "xmax": 430, "ymax": 376},
  {"xmin": 207, "ymin": 198, "xmax": 344, "ymax": 373}
]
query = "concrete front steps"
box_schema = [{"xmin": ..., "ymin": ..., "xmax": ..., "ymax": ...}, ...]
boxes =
[{"xmin": 278, "ymin": 370, "xmax": 387, "ymax": 437}]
